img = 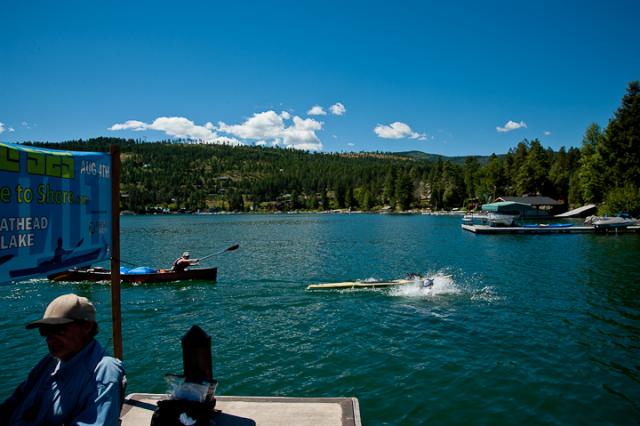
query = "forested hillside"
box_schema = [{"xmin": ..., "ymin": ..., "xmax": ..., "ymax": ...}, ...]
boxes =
[{"xmin": 28, "ymin": 81, "xmax": 639, "ymax": 215}]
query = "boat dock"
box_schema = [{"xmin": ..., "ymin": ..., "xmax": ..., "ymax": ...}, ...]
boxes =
[
  {"xmin": 117, "ymin": 326, "xmax": 362, "ymax": 426},
  {"xmin": 462, "ymin": 224, "xmax": 640, "ymax": 234},
  {"xmin": 120, "ymin": 393, "xmax": 362, "ymax": 426}
]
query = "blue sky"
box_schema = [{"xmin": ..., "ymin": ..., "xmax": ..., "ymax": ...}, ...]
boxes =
[{"xmin": 1, "ymin": 0, "xmax": 639, "ymax": 156}]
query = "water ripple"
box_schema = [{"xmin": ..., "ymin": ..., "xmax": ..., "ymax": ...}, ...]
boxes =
[{"xmin": 2, "ymin": 215, "xmax": 640, "ymax": 424}]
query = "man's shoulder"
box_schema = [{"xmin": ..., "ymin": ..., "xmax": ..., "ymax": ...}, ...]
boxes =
[{"xmin": 94, "ymin": 355, "xmax": 124, "ymax": 384}]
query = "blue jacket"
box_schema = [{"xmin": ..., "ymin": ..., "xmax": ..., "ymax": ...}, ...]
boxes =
[{"xmin": 0, "ymin": 339, "xmax": 125, "ymax": 426}]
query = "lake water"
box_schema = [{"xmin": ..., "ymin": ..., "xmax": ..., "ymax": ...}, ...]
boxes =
[{"xmin": 1, "ymin": 214, "xmax": 639, "ymax": 425}]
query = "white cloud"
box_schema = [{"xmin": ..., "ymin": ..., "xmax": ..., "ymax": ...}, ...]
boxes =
[
  {"xmin": 347, "ymin": 142, "xmax": 355, "ymax": 147},
  {"xmin": 218, "ymin": 110, "xmax": 323, "ymax": 151},
  {"xmin": 374, "ymin": 121, "xmax": 426, "ymax": 140},
  {"xmin": 543, "ymin": 131, "xmax": 552, "ymax": 136},
  {"xmin": 218, "ymin": 111, "xmax": 286, "ymax": 140},
  {"xmin": 110, "ymin": 109, "xmax": 325, "ymax": 151},
  {"xmin": 496, "ymin": 120, "xmax": 527, "ymax": 133},
  {"xmin": 108, "ymin": 120, "xmax": 148, "ymax": 131},
  {"xmin": 0, "ymin": 122, "xmax": 14, "ymax": 134},
  {"xmin": 281, "ymin": 116, "xmax": 323, "ymax": 150},
  {"xmin": 148, "ymin": 117, "xmax": 215, "ymax": 140},
  {"xmin": 307, "ymin": 106, "xmax": 326, "ymax": 116},
  {"xmin": 330, "ymin": 102, "xmax": 346, "ymax": 116},
  {"xmin": 108, "ymin": 116, "xmax": 243, "ymax": 145},
  {"xmin": 292, "ymin": 116, "xmax": 322, "ymax": 131},
  {"xmin": 0, "ymin": 122, "xmax": 15, "ymax": 134}
]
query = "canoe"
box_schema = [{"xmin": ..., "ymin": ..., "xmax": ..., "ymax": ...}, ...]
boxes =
[
  {"xmin": 307, "ymin": 279, "xmax": 415, "ymax": 290},
  {"xmin": 521, "ymin": 223, "xmax": 573, "ymax": 228},
  {"xmin": 48, "ymin": 267, "xmax": 218, "ymax": 283}
]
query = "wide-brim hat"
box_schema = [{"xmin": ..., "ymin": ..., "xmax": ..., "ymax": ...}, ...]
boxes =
[{"xmin": 26, "ymin": 293, "xmax": 96, "ymax": 329}]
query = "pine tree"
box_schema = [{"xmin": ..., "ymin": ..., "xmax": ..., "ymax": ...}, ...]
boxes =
[
  {"xmin": 578, "ymin": 124, "xmax": 606, "ymax": 203},
  {"xmin": 601, "ymin": 81, "xmax": 640, "ymax": 188},
  {"xmin": 395, "ymin": 173, "xmax": 413, "ymax": 210}
]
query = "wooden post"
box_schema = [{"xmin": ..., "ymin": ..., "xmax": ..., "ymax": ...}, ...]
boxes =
[
  {"xmin": 181, "ymin": 325, "xmax": 213, "ymax": 382},
  {"xmin": 150, "ymin": 326, "xmax": 216, "ymax": 423},
  {"xmin": 110, "ymin": 144, "xmax": 123, "ymax": 360}
]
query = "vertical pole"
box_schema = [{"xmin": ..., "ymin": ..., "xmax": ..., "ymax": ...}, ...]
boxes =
[{"xmin": 110, "ymin": 144, "xmax": 123, "ymax": 360}]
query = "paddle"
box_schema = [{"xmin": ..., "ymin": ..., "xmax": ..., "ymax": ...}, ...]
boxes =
[
  {"xmin": 197, "ymin": 244, "xmax": 240, "ymax": 262},
  {"xmin": 116, "ymin": 244, "xmax": 240, "ymax": 271}
]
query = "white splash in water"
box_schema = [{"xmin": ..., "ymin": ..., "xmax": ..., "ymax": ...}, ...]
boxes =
[
  {"xmin": 389, "ymin": 273, "xmax": 461, "ymax": 297},
  {"xmin": 16, "ymin": 278, "xmax": 48, "ymax": 285},
  {"xmin": 471, "ymin": 286, "xmax": 501, "ymax": 302}
]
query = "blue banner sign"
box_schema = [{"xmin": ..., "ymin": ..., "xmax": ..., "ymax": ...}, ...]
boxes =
[{"xmin": 0, "ymin": 142, "xmax": 112, "ymax": 283}]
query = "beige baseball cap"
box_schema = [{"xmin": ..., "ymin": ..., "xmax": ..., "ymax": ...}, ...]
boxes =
[{"xmin": 26, "ymin": 293, "xmax": 96, "ymax": 329}]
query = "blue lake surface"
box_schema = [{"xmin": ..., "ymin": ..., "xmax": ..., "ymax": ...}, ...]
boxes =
[{"xmin": 1, "ymin": 214, "xmax": 639, "ymax": 425}]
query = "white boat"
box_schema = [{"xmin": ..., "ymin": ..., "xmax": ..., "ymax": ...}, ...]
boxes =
[
  {"xmin": 487, "ymin": 212, "xmax": 519, "ymax": 226},
  {"xmin": 591, "ymin": 215, "xmax": 637, "ymax": 229},
  {"xmin": 462, "ymin": 212, "xmax": 488, "ymax": 223}
]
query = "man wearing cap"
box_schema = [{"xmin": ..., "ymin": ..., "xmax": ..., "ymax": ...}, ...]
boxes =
[
  {"xmin": 0, "ymin": 293, "xmax": 125, "ymax": 425},
  {"xmin": 171, "ymin": 251, "xmax": 199, "ymax": 273}
]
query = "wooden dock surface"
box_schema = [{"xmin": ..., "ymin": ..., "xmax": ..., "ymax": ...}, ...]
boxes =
[
  {"xmin": 120, "ymin": 393, "xmax": 362, "ymax": 426},
  {"xmin": 462, "ymin": 224, "xmax": 640, "ymax": 234}
]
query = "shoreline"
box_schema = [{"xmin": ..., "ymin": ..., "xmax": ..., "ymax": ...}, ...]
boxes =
[{"xmin": 121, "ymin": 209, "xmax": 468, "ymax": 216}]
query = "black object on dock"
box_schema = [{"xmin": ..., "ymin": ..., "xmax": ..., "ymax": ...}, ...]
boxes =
[
  {"xmin": 151, "ymin": 325, "xmax": 218, "ymax": 426},
  {"xmin": 182, "ymin": 325, "xmax": 214, "ymax": 383}
]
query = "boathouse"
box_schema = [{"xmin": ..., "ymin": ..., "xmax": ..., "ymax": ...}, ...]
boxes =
[
  {"xmin": 493, "ymin": 195, "xmax": 563, "ymax": 217},
  {"xmin": 481, "ymin": 201, "xmax": 540, "ymax": 218}
]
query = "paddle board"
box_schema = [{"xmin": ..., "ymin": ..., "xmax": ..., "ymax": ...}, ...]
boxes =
[
  {"xmin": 307, "ymin": 279, "xmax": 415, "ymax": 290},
  {"xmin": 306, "ymin": 275, "xmax": 453, "ymax": 290}
]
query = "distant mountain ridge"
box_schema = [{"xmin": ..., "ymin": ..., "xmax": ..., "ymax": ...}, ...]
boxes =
[{"xmin": 393, "ymin": 150, "xmax": 498, "ymax": 165}]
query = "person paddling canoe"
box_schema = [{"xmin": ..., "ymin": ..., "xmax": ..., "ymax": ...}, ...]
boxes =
[{"xmin": 171, "ymin": 251, "xmax": 199, "ymax": 273}]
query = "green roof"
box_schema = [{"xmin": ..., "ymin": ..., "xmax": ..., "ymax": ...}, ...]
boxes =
[{"xmin": 481, "ymin": 201, "xmax": 535, "ymax": 214}]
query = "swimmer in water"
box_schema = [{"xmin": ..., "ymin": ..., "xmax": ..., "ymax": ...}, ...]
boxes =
[{"xmin": 422, "ymin": 278, "xmax": 434, "ymax": 289}]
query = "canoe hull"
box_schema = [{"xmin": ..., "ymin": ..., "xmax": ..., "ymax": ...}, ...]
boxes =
[
  {"xmin": 48, "ymin": 267, "xmax": 218, "ymax": 283},
  {"xmin": 521, "ymin": 223, "xmax": 573, "ymax": 228}
]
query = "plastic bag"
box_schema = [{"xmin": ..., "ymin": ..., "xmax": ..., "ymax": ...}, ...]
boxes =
[{"xmin": 165, "ymin": 374, "xmax": 217, "ymax": 403}]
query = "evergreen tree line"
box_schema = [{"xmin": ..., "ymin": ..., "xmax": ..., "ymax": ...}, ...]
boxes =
[{"xmin": 29, "ymin": 81, "xmax": 640, "ymax": 215}]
